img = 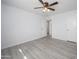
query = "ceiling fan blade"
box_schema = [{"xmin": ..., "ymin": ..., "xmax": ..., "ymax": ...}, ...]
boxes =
[
  {"xmin": 49, "ymin": 2, "xmax": 58, "ymax": 6},
  {"xmin": 34, "ymin": 7, "xmax": 43, "ymax": 9},
  {"xmin": 38, "ymin": 0, "xmax": 44, "ymax": 4},
  {"xmin": 48, "ymin": 8, "xmax": 55, "ymax": 11}
]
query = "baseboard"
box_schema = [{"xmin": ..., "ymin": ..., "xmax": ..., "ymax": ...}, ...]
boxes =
[{"xmin": 67, "ymin": 40, "xmax": 77, "ymax": 44}]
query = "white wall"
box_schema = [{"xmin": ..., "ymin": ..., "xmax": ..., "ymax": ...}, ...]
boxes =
[
  {"xmin": 51, "ymin": 10, "xmax": 77, "ymax": 42},
  {"xmin": 1, "ymin": 4, "xmax": 47, "ymax": 49}
]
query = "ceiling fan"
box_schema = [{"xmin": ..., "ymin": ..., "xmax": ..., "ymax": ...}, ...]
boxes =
[{"xmin": 34, "ymin": 0, "xmax": 58, "ymax": 12}]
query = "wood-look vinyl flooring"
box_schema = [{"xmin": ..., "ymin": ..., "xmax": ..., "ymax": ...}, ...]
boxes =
[{"xmin": 1, "ymin": 36, "xmax": 77, "ymax": 59}]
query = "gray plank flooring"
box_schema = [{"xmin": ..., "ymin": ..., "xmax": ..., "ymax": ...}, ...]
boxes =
[{"xmin": 1, "ymin": 36, "xmax": 77, "ymax": 59}]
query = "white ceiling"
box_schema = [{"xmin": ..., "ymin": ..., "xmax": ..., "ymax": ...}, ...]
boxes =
[{"xmin": 1, "ymin": 0, "xmax": 77, "ymax": 16}]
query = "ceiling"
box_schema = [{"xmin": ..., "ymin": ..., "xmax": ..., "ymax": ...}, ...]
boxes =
[{"xmin": 1, "ymin": 0, "xmax": 77, "ymax": 16}]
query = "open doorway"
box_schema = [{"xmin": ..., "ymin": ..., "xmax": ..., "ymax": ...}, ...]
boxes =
[{"xmin": 47, "ymin": 19, "xmax": 52, "ymax": 36}]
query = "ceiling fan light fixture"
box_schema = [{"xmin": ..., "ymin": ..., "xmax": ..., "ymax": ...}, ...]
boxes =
[
  {"xmin": 47, "ymin": 9, "xmax": 50, "ymax": 12},
  {"xmin": 44, "ymin": 7, "xmax": 47, "ymax": 10},
  {"xmin": 43, "ymin": 9, "xmax": 46, "ymax": 12},
  {"xmin": 42, "ymin": 8, "xmax": 50, "ymax": 12}
]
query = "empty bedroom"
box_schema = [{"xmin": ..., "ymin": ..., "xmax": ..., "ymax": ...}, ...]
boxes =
[{"xmin": 1, "ymin": 0, "xmax": 77, "ymax": 59}]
